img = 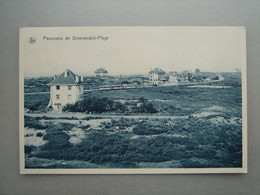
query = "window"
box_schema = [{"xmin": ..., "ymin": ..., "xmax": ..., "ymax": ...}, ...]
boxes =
[
  {"xmin": 56, "ymin": 94, "xmax": 60, "ymax": 99},
  {"xmin": 68, "ymin": 85, "xmax": 71, "ymax": 90},
  {"xmin": 56, "ymin": 85, "xmax": 60, "ymax": 90},
  {"xmin": 68, "ymin": 94, "xmax": 72, "ymax": 100}
]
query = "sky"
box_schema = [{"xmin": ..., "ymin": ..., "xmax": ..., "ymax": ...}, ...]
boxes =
[{"xmin": 20, "ymin": 27, "xmax": 246, "ymax": 77}]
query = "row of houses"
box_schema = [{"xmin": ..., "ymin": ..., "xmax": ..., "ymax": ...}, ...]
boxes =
[
  {"xmin": 46, "ymin": 68, "xmax": 212, "ymax": 111},
  {"xmin": 148, "ymin": 68, "xmax": 210, "ymax": 86}
]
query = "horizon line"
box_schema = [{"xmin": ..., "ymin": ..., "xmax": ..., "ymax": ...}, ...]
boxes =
[{"xmin": 24, "ymin": 71, "xmax": 241, "ymax": 78}]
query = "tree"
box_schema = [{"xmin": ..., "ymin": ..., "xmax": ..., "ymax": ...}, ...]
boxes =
[{"xmin": 195, "ymin": 68, "xmax": 200, "ymax": 73}]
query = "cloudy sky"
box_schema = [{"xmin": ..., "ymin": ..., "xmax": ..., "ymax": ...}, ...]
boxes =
[{"xmin": 20, "ymin": 26, "xmax": 246, "ymax": 77}]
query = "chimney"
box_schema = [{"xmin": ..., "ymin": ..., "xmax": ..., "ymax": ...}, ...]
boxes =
[
  {"xmin": 53, "ymin": 75, "xmax": 57, "ymax": 79},
  {"xmin": 75, "ymin": 75, "xmax": 79, "ymax": 83},
  {"xmin": 80, "ymin": 75, "xmax": 84, "ymax": 82},
  {"xmin": 64, "ymin": 70, "xmax": 67, "ymax": 77}
]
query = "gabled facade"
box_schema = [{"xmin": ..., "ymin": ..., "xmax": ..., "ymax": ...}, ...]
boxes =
[
  {"xmin": 168, "ymin": 71, "xmax": 179, "ymax": 84},
  {"xmin": 149, "ymin": 68, "xmax": 166, "ymax": 85},
  {"xmin": 47, "ymin": 69, "xmax": 84, "ymax": 111}
]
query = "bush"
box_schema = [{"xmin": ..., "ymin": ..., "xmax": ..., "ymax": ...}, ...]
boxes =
[
  {"xmin": 121, "ymin": 81, "xmax": 130, "ymax": 85},
  {"xmin": 132, "ymin": 97, "xmax": 158, "ymax": 113},
  {"xmin": 41, "ymin": 125, "xmax": 72, "ymax": 151},
  {"xmin": 45, "ymin": 123, "xmax": 74, "ymax": 133},
  {"xmin": 132, "ymin": 121, "xmax": 169, "ymax": 135},
  {"xmin": 24, "ymin": 116, "xmax": 46, "ymax": 129},
  {"xmin": 113, "ymin": 102, "xmax": 128, "ymax": 113},
  {"xmin": 28, "ymin": 99, "xmax": 49, "ymax": 111},
  {"xmin": 63, "ymin": 96, "xmax": 157, "ymax": 114},
  {"xmin": 63, "ymin": 97, "xmax": 126, "ymax": 113},
  {"xmin": 36, "ymin": 132, "xmax": 43, "ymax": 137},
  {"xmin": 25, "ymin": 145, "xmax": 35, "ymax": 154}
]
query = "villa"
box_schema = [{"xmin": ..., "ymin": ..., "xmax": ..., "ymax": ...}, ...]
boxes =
[{"xmin": 47, "ymin": 69, "xmax": 84, "ymax": 111}]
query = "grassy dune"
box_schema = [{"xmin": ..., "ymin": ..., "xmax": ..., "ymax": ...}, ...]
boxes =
[{"xmin": 24, "ymin": 72, "xmax": 242, "ymax": 168}]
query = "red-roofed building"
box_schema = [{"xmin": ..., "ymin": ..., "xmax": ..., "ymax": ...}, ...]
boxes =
[{"xmin": 47, "ymin": 69, "xmax": 84, "ymax": 111}]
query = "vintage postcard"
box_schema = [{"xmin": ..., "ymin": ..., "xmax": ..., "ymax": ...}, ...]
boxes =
[{"xmin": 19, "ymin": 26, "xmax": 247, "ymax": 174}]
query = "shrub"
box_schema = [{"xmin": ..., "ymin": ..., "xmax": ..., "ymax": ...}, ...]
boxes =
[
  {"xmin": 41, "ymin": 125, "xmax": 72, "ymax": 151},
  {"xmin": 63, "ymin": 96, "xmax": 157, "ymax": 114},
  {"xmin": 80, "ymin": 124, "xmax": 91, "ymax": 130},
  {"xmin": 28, "ymin": 99, "xmax": 49, "ymax": 111},
  {"xmin": 132, "ymin": 97, "xmax": 158, "ymax": 113},
  {"xmin": 36, "ymin": 132, "xmax": 43, "ymax": 137},
  {"xmin": 113, "ymin": 102, "xmax": 128, "ymax": 113},
  {"xmin": 121, "ymin": 81, "xmax": 130, "ymax": 85},
  {"xmin": 24, "ymin": 116, "xmax": 46, "ymax": 129},
  {"xmin": 111, "ymin": 118, "xmax": 135, "ymax": 128},
  {"xmin": 132, "ymin": 121, "xmax": 169, "ymax": 135},
  {"xmin": 25, "ymin": 145, "xmax": 35, "ymax": 154},
  {"xmin": 45, "ymin": 123, "xmax": 74, "ymax": 133},
  {"xmin": 62, "ymin": 97, "xmax": 126, "ymax": 113}
]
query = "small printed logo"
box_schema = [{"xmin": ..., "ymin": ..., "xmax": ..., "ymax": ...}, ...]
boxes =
[{"xmin": 29, "ymin": 36, "xmax": 36, "ymax": 44}]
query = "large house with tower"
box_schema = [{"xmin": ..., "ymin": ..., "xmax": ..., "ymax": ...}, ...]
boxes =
[
  {"xmin": 149, "ymin": 68, "xmax": 166, "ymax": 85},
  {"xmin": 47, "ymin": 69, "xmax": 84, "ymax": 111}
]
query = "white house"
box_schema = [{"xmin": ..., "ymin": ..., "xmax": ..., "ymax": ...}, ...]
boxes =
[
  {"xmin": 168, "ymin": 71, "xmax": 179, "ymax": 84},
  {"xmin": 149, "ymin": 68, "xmax": 166, "ymax": 85},
  {"xmin": 47, "ymin": 69, "xmax": 84, "ymax": 111}
]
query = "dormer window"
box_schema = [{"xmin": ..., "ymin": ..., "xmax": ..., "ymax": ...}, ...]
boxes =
[{"xmin": 56, "ymin": 86, "xmax": 60, "ymax": 90}]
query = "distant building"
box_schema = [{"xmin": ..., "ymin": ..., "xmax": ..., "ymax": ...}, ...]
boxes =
[
  {"xmin": 47, "ymin": 69, "xmax": 84, "ymax": 111},
  {"xmin": 149, "ymin": 68, "xmax": 166, "ymax": 85},
  {"xmin": 95, "ymin": 68, "xmax": 108, "ymax": 77},
  {"xmin": 168, "ymin": 71, "xmax": 179, "ymax": 84},
  {"xmin": 205, "ymin": 77, "xmax": 212, "ymax": 82}
]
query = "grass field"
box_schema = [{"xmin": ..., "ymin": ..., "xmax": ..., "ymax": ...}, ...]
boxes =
[{"xmin": 23, "ymin": 72, "xmax": 243, "ymax": 168}]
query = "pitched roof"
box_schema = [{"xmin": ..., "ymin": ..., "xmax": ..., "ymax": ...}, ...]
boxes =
[
  {"xmin": 149, "ymin": 68, "xmax": 166, "ymax": 75},
  {"xmin": 48, "ymin": 69, "xmax": 82, "ymax": 85},
  {"xmin": 94, "ymin": 68, "xmax": 108, "ymax": 74}
]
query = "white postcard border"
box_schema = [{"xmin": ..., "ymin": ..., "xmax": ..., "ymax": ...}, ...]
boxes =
[{"xmin": 19, "ymin": 26, "xmax": 248, "ymax": 174}]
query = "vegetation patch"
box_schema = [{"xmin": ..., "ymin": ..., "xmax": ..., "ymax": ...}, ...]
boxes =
[
  {"xmin": 26, "ymin": 115, "xmax": 242, "ymax": 168},
  {"xmin": 62, "ymin": 96, "xmax": 157, "ymax": 114},
  {"xmin": 132, "ymin": 121, "xmax": 170, "ymax": 135},
  {"xmin": 24, "ymin": 73, "xmax": 242, "ymax": 168},
  {"xmin": 24, "ymin": 116, "xmax": 46, "ymax": 129}
]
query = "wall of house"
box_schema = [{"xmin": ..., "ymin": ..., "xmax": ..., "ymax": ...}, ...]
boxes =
[
  {"xmin": 49, "ymin": 84, "xmax": 84, "ymax": 110},
  {"xmin": 169, "ymin": 75, "xmax": 178, "ymax": 83},
  {"xmin": 149, "ymin": 73, "xmax": 159, "ymax": 85}
]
